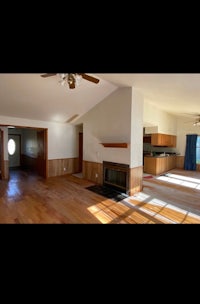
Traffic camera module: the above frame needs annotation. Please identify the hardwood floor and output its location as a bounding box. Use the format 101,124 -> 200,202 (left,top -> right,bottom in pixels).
0,168 -> 200,224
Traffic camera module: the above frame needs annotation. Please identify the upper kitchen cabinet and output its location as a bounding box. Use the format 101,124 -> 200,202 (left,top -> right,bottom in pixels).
151,133 -> 176,147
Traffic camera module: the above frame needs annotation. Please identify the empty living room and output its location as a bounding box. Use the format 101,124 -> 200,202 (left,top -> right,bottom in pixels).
1,73 -> 200,223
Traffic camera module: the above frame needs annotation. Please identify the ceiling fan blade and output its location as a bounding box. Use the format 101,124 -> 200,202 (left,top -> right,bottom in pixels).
41,73 -> 57,78
78,73 -> 99,84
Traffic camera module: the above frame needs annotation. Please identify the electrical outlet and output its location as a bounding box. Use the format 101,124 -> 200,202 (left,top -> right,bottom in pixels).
95,173 -> 98,178
64,167 -> 66,171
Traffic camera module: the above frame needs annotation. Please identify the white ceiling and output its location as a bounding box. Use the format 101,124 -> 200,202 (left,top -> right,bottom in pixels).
95,73 -> 200,118
0,73 -> 117,123
0,73 -> 200,124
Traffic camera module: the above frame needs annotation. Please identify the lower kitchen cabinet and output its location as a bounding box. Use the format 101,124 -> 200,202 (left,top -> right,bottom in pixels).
144,156 -> 176,175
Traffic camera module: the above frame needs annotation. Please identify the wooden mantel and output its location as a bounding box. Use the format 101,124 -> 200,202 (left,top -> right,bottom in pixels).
100,143 -> 128,148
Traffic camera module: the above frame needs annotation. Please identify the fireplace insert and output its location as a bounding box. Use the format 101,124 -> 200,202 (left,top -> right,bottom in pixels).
103,161 -> 130,194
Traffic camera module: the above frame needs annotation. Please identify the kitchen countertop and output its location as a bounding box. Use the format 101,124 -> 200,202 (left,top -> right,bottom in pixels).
144,154 -> 176,158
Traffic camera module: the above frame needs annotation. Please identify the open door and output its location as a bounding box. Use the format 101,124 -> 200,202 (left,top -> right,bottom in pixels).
37,129 -> 48,178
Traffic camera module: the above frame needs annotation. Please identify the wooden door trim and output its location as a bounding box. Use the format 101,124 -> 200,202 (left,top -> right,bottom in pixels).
44,129 -> 48,178
37,128 -> 48,179
0,130 -> 4,179
78,132 -> 83,173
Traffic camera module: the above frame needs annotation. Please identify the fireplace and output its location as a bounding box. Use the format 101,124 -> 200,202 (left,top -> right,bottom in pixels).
103,161 -> 130,194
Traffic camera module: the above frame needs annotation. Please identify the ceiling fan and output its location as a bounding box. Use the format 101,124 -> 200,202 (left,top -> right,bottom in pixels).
183,113 -> 200,126
40,73 -> 100,89
193,115 -> 200,126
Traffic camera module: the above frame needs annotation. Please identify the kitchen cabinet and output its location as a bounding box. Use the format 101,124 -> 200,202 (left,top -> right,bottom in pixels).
144,156 -> 176,175
151,133 -> 176,147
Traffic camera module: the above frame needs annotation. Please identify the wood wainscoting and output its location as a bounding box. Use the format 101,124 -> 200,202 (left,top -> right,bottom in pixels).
176,156 -> 200,172
176,156 -> 184,169
48,158 -> 79,177
197,164 -> 200,171
129,166 -> 143,196
2,160 -> 9,179
83,160 -> 103,184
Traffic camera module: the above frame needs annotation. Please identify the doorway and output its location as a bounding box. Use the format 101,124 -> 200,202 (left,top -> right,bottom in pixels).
8,134 -> 21,168
37,129 -> 48,178
78,132 -> 83,173
6,126 -> 48,179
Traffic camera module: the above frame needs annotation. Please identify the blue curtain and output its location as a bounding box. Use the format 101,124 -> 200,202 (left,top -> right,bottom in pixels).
184,134 -> 197,170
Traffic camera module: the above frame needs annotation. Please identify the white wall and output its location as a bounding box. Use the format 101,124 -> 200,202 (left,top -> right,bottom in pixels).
48,123 -> 77,159
145,126 -> 158,134
0,115 -> 77,160
130,89 -> 144,168
144,101 -> 177,135
76,88 -> 132,164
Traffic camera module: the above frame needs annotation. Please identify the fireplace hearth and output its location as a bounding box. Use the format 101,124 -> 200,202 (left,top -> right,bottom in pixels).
86,185 -> 128,202
103,161 -> 130,194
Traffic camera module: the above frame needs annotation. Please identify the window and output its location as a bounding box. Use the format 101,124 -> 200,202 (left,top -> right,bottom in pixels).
196,136 -> 200,164
8,138 -> 16,155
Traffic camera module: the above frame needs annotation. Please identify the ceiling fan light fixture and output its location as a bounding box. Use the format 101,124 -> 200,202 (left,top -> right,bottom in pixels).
41,73 -> 99,89
67,74 -> 75,85
193,121 -> 200,126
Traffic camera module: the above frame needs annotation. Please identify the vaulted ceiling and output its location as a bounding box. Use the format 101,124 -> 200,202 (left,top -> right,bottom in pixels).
96,73 -> 200,118
0,73 -> 200,124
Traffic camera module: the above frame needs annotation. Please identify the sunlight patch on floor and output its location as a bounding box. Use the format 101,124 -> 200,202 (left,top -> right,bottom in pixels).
87,200 -> 129,224
126,198 -> 175,223
132,192 -> 150,201
166,173 -> 200,184
127,193 -> 200,223
87,181 -> 200,223
157,173 -> 200,190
